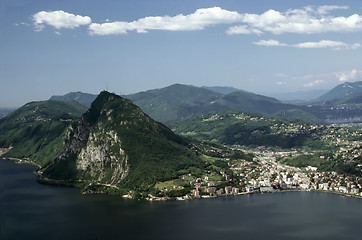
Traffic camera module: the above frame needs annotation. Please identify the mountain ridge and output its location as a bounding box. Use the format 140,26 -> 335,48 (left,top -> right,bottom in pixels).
48,84 -> 327,124
126,84 -> 300,122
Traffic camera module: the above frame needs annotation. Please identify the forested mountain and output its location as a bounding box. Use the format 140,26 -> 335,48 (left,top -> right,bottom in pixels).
0,100 -> 87,165
39,91 -> 205,195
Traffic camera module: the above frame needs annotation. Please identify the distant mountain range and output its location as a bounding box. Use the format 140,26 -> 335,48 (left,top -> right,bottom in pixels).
47,81 -> 362,124
50,84 -> 303,123
125,84 -> 301,122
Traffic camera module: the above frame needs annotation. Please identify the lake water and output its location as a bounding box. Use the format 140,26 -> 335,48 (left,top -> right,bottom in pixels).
1,159 -> 362,240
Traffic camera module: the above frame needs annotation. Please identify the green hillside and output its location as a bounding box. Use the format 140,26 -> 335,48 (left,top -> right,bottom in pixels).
273,109 -> 325,125
168,110 -> 362,176
0,100 -> 87,165
40,91 -> 206,195
167,110 -> 328,149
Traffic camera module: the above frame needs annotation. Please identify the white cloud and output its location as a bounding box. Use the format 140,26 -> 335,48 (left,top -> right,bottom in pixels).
33,10 -> 91,31
226,25 -> 263,35
89,7 -> 243,35
228,5 -> 362,35
335,69 -> 359,82
304,80 -> 326,87
295,40 -> 360,50
253,39 -> 287,47
253,39 -> 360,50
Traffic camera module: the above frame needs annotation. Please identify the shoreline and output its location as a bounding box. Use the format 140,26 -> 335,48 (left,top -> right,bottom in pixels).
311,189 -> 362,199
0,157 -> 41,168
2,158 -> 362,201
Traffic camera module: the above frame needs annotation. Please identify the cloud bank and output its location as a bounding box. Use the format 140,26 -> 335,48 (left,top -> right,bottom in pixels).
31,5 -> 362,40
253,39 -> 360,50
226,5 -> 362,35
89,7 -> 242,35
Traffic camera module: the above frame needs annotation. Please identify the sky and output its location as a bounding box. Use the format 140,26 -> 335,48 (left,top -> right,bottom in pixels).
1,0 -> 362,107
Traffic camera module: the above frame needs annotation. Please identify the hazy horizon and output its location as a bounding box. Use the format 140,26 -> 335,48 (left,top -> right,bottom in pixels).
2,0 -> 362,107
0,82 -> 332,108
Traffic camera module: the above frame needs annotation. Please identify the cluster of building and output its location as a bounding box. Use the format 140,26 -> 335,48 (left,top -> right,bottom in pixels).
176,148 -> 362,200
305,167 -> 362,197
178,153 -> 311,200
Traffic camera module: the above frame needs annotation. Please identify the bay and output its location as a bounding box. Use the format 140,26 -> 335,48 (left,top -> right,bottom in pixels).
1,159 -> 362,240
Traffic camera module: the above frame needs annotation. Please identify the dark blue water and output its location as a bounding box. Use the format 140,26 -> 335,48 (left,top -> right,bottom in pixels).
1,159 -> 362,240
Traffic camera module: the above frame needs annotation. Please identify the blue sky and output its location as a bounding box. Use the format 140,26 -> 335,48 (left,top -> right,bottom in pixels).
1,0 -> 362,107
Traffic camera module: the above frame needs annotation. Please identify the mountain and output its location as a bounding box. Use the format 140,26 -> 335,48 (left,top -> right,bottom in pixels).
38,91 -> 204,195
0,100 -> 87,165
126,84 -> 298,122
125,84 -> 223,122
50,91 -> 97,107
201,86 -> 246,95
50,84 -> 321,124
316,81 -> 362,102
217,91 -> 296,115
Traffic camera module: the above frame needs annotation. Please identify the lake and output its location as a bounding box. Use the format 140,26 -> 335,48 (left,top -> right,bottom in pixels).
1,159 -> 362,240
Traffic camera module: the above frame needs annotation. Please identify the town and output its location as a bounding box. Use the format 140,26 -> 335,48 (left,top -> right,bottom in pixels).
146,121 -> 362,201
146,149 -> 362,201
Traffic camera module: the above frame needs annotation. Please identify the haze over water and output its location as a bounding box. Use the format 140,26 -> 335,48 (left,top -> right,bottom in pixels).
1,159 -> 362,240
